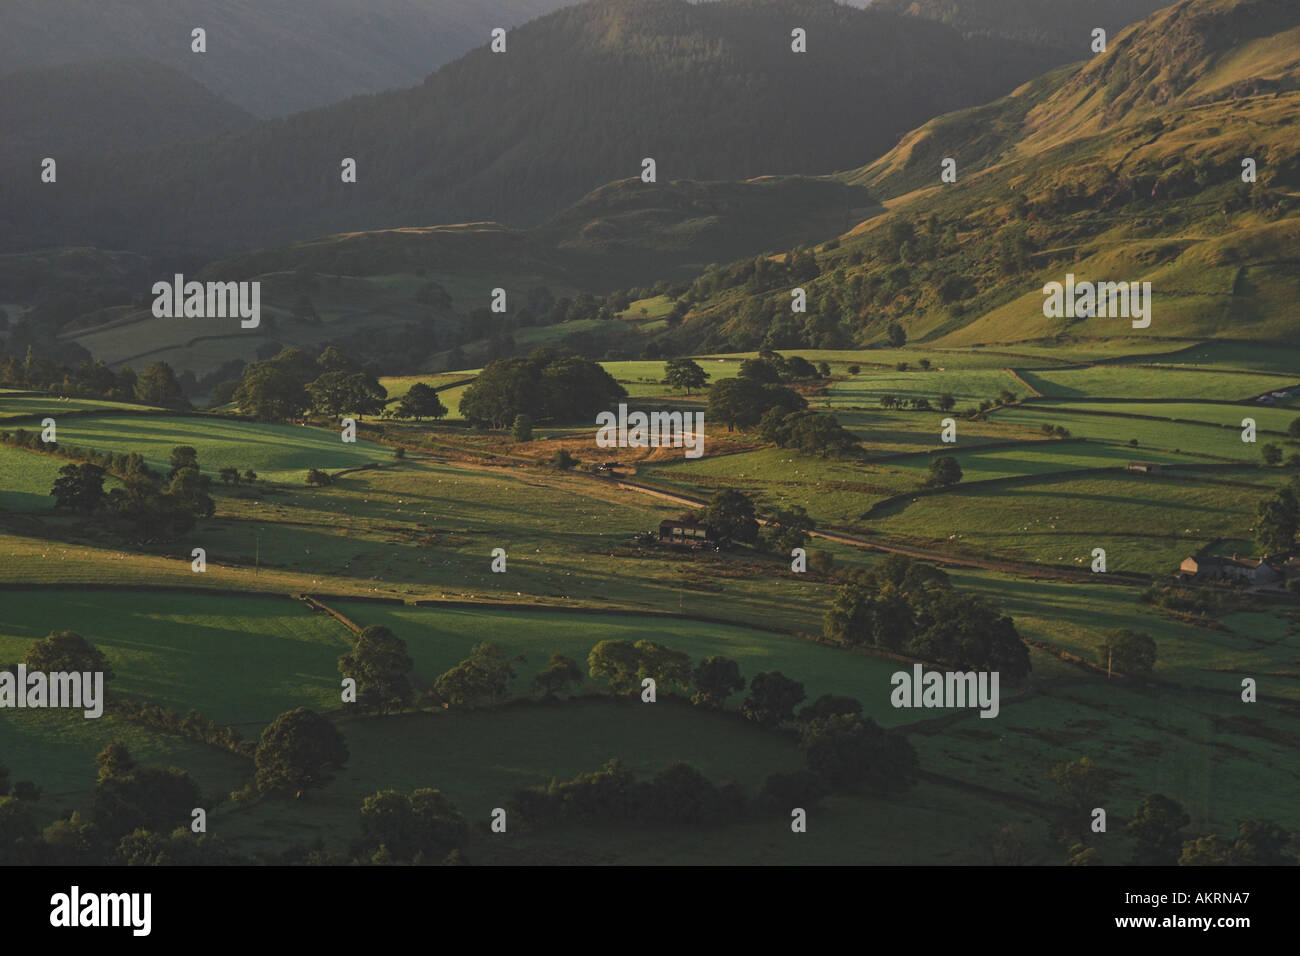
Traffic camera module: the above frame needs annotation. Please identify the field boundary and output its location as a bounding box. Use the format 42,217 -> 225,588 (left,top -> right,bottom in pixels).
869,435 -> 1086,464
1004,368 -> 1043,397
1013,399 -> 1294,433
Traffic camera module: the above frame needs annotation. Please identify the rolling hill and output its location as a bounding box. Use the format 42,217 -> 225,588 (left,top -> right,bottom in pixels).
664,0 -> 1300,353
18,175 -> 873,379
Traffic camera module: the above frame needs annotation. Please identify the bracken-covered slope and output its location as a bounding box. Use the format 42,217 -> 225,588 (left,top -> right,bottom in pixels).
670,0 -> 1300,353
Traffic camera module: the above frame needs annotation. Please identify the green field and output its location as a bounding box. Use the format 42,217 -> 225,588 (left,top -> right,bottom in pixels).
647,445 -> 911,526
378,372 -> 479,404
829,367 -> 1024,407
5,0 -> 1300,867
1111,341 -> 1300,375
989,406 -> 1271,461
0,395 -> 162,420
1022,400 -> 1300,433
337,601 -> 914,724
619,295 -> 675,320
868,471 -> 1278,577
0,591 -> 348,723
1014,366 -> 1298,401
883,439 -> 1209,484
0,414 -> 388,482
599,359 -> 739,399
213,700 -> 1041,864
3,343 -> 1298,866
0,445 -> 92,511
0,708 -> 250,811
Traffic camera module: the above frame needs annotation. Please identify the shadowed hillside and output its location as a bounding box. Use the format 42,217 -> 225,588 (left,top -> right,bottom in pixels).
0,0 -> 1062,258
0,0 -> 581,117
0,59 -> 255,168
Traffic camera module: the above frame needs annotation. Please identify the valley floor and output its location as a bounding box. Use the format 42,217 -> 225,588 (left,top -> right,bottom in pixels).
2,342 -> 1297,864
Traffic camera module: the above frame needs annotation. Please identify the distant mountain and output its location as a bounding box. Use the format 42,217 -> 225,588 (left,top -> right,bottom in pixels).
872,0 -> 1173,58
666,0 -> 1300,352
0,59 -> 255,169
0,173 -> 873,378
0,0 -> 1063,259
0,0 -> 581,118
202,174 -> 875,287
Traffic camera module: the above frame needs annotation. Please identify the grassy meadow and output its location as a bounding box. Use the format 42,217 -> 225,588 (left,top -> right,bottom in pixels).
1,341 -> 1297,865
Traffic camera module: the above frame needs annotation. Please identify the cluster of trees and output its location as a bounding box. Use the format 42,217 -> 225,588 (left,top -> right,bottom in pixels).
1098,629 -> 1157,677
797,708 -> 918,795
705,351 -> 856,456
1,738 -> 237,866
708,373 -> 805,431
1139,583 -> 1226,615
759,408 -> 860,458
217,466 -> 259,485
879,392 -> 957,412
509,759 -> 745,829
0,347 -> 190,410
1258,441 -> 1300,468
667,489 -> 815,554
736,351 -> 830,384
584,635 -> 916,796
4,426 -> 224,509
824,555 -> 1031,680
508,695 -> 918,834
1045,757 -> 1294,866
761,504 -> 818,554
339,626 -> 417,712
677,213 -> 983,354
356,788 -> 468,865
49,445 -> 215,541
249,707 -> 349,798
2,676 -> 355,864
433,642 -> 518,708
1254,477 -> 1299,555
459,348 -> 625,429
970,389 -> 1021,417
91,742 -> 201,843
0,766 -> 41,806
230,346 -> 386,421
927,455 -> 963,487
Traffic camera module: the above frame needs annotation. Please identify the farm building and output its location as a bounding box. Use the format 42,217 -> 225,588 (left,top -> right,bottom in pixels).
1126,462 -> 1163,475
658,519 -> 715,546
1179,554 -> 1282,586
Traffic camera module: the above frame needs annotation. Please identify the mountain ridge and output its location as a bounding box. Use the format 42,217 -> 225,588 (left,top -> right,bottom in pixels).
0,0 -> 1065,258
